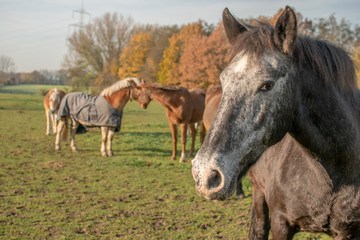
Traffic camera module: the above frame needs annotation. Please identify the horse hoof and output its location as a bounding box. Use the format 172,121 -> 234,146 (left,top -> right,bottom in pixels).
72,148 -> 77,152
236,194 -> 245,200
171,156 -> 176,161
107,152 -> 114,157
55,146 -> 60,150
101,152 -> 108,157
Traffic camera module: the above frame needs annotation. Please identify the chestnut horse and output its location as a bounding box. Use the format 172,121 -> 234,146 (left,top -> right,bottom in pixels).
192,6 -> 360,239
43,88 -> 66,135
55,78 -> 141,157
203,85 -> 245,200
131,82 -> 206,162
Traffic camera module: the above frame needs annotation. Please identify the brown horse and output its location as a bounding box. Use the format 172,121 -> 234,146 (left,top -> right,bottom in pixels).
130,82 -> 206,162
203,85 -> 222,131
43,88 -> 66,136
55,78 -> 142,157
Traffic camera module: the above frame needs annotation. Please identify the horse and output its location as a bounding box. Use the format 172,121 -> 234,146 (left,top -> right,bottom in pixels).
55,77 -> 142,157
43,88 -> 66,135
203,85 -> 245,200
130,81 -> 206,162
192,6 -> 360,239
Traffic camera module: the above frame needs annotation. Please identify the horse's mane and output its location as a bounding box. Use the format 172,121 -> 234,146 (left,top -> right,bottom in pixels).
143,83 -> 188,92
231,22 -> 357,92
100,77 -> 141,96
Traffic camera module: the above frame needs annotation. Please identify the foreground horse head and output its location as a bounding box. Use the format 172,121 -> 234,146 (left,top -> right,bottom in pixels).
192,6 -> 359,200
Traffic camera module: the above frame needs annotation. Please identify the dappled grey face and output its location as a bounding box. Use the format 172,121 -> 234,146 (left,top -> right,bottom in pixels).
192,50 -> 295,200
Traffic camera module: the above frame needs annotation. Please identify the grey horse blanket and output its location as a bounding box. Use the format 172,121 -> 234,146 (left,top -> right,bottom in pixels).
57,92 -> 123,132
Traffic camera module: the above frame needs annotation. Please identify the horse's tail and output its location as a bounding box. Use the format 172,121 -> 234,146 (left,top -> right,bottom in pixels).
61,117 -> 69,141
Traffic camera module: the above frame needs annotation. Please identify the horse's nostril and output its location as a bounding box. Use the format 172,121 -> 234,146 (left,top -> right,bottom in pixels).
207,170 -> 222,189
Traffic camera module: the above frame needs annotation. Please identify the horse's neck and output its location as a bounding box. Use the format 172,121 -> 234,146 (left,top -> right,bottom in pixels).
294,85 -> 360,185
103,89 -> 129,112
150,89 -> 177,110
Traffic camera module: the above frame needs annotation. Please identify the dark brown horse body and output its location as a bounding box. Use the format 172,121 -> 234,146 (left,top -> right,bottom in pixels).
248,133 -> 332,239
131,82 -> 206,162
192,6 -> 360,239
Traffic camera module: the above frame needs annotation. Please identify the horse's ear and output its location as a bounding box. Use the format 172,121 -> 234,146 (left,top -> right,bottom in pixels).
222,8 -> 247,44
129,80 -> 140,89
274,6 -> 297,54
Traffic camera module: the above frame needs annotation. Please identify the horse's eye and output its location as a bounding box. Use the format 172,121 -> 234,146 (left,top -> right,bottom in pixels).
259,81 -> 274,92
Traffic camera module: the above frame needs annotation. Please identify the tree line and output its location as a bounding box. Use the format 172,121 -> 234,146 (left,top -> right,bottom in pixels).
1,7 -> 359,90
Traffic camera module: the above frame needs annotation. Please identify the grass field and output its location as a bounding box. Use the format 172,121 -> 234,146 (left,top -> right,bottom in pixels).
0,92 -> 331,239
0,84 -> 71,95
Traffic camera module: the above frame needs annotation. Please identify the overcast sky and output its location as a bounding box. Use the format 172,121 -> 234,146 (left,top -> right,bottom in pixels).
0,0 -> 359,73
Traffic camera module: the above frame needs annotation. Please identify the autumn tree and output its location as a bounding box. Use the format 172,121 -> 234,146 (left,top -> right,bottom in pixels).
0,55 -> 17,85
353,48 -> 360,88
118,32 -> 153,79
63,13 -> 135,92
140,25 -> 179,82
178,23 -> 230,88
157,21 -> 205,85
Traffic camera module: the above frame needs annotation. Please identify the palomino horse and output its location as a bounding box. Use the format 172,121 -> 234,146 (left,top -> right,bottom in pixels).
55,78 -> 142,157
130,82 -> 206,162
192,6 -> 360,239
203,85 -> 244,200
43,88 -> 66,135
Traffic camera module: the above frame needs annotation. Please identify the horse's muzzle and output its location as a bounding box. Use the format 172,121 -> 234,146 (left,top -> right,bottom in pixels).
192,158 -> 235,200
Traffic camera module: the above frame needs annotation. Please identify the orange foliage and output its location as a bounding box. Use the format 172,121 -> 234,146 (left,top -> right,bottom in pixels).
353,48 -> 360,88
118,32 -> 153,79
178,23 -> 231,88
157,22 -> 205,85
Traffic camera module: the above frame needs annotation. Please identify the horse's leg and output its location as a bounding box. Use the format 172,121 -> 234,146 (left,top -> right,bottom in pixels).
169,123 -> 178,160
45,109 -> 51,135
199,121 -> 206,145
270,211 -> 296,240
70,119 -> 79,152
248,184 -> 270,240
106,127 -> 115,157
179,123 -> 188,162
101,127 -> 108,157
51,113 -> 57,134
236,175 -> 245,200
189,123 -> 196,157
55,117 -> 65,150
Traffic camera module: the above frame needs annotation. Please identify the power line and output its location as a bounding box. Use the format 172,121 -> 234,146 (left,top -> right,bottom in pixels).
69,0 -> 91,32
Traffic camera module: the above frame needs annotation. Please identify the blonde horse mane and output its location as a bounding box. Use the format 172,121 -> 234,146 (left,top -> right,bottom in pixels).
100,77 -> 141,96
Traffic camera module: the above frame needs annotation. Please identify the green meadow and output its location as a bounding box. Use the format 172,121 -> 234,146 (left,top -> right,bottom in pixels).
0,91 -> 331,239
